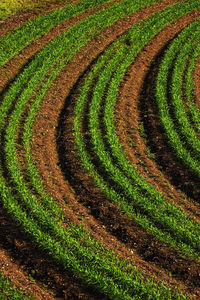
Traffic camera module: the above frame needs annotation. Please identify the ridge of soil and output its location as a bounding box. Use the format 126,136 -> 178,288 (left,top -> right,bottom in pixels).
0,0 -> 200,299
0,205 -> 106,299
29,0 -> 200,297
115,9 -> 200,221
0,0 -> 87,37
194,57 -> 200,108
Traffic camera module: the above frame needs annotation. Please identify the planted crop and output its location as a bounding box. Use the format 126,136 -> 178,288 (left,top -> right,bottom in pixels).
0,0 -> 200,298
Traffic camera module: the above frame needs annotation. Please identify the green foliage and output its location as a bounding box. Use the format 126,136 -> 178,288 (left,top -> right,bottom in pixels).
0,0 -> 199,298
74,0 -> 200,262
156,17 -> 200,179
0,273 -> 33,300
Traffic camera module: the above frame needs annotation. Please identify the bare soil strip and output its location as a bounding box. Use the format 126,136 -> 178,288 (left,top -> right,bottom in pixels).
0,0 -> 86,37
0,2 -> 122,298
115,10 -> 200,221
0,1 -> 119,93
27,1 -> 200,298
1,0 -> 200,298
0,205 -> 106,299
194,56 -> 200,108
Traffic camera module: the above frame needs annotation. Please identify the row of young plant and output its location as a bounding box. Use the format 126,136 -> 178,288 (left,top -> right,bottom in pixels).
185,41 -> 200,135
0,0 -> 162,69
74,0 -> 200,261
1,0 -> 160,227
156,17 -> 200,181
0,0 -> 167,244
0,0 -> 114,68
0,273 -> 33,300
0,0 -> 185,298
171,22 -> 200,157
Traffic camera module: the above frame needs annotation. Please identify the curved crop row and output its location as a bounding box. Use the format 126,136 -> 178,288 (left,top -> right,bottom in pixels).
156,18 -> 200,180
1,0 -> 186,299
0,273 -> 33,300
185,41 -> 200,134
74,0 -> 200,259
0,0 -> 200,298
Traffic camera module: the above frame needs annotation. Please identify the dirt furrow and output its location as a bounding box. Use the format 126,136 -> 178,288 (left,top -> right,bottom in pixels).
29,1 -> 200,297
1,0 -> 200,298
194,56 -> 200,109
0,205 -> 106,299
0,0 -> 119,93
115,9 -> 200,221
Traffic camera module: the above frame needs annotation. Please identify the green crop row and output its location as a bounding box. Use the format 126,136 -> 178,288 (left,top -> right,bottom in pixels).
0,0 -> 187,298
185,42 -> 200,135
74,0 -> 200,261
156,17 -> 200,181
0,273 -> 33,300
0,0 -> 115,68
170,22 -> 200,157
1,0 -> 149,223
1,0 -> 166,243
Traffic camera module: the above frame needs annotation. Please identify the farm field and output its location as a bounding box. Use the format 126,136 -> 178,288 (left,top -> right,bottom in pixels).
0,0 -> 200,299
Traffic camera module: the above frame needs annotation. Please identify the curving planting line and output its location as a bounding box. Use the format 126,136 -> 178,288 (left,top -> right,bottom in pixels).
0,272 -> 33,300
156,18 -> 200,181
0,0 -> 188,298
163,18 -> 200,159
74,0 -> 200,260
1,0 -> 167,248
185,41 -> 200,134
0,0 -> 116,68
1,0 -> 143,232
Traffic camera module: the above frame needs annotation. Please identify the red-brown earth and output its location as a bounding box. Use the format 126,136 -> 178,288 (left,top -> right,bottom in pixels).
1,0 -> 200,299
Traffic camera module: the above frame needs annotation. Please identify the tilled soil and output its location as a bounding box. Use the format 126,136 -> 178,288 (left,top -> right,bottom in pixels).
194,57 -> 200,108
1,0 -> 200,299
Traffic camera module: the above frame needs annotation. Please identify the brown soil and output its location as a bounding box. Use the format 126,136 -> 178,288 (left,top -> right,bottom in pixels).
194,56 -> 200,108
1,0 -> 200,299
0,0 -> 119,93
30,0 -> 200,297
0,0 -> 85,37
0,205 -> 106,299
115,9 -> 200,221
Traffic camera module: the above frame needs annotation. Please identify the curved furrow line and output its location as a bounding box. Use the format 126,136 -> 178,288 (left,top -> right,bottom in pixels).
74,0 -> 200,260
1,0 -> 200,299
184,42 -> 200,135
0,1 -> 189,299
115,11 -> 200,224
156,18 -> 200,169
29,4 -> 200,295
27,3 -> 198,296
193,56 -> 200,109
58,53 -> 200,297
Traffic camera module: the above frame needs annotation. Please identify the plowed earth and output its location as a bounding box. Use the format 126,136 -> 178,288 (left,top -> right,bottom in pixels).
1,0 -> 200,299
